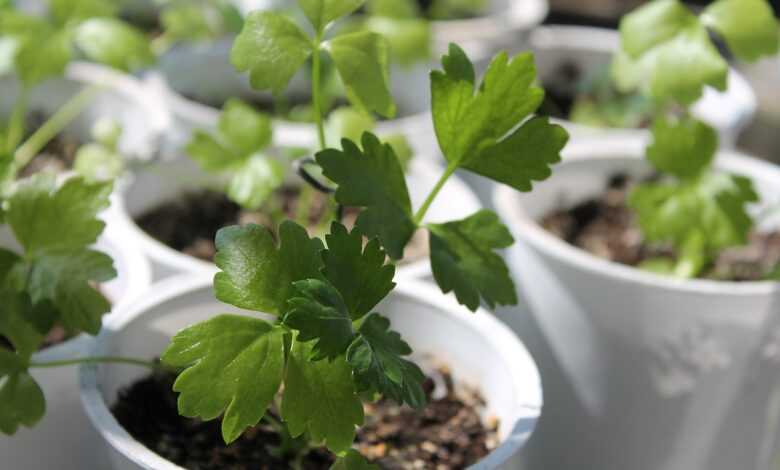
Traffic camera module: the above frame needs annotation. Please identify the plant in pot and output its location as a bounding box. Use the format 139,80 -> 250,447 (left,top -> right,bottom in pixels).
495,1 -> 780,469
74,2 -> 566,469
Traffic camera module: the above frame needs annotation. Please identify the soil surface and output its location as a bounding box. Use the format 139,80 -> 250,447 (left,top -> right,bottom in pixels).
135,188 -> 428,265
112,367 -> 498,469
541,175 -> 780,281
538,62 -> 581,120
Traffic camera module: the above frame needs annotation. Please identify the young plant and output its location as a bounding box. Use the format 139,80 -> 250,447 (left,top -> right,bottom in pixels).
611,0 -> 779,278
152,0 -> 244,53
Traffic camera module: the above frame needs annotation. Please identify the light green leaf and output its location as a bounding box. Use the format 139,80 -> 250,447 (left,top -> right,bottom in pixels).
74,18 -> 154,72
316,132 -> 415,259
322,222 -> 395,319
428,210 -> 517,310
701,0 -> 780,62
298,0 -> 366,32
231,11 -> 313,94
284,279 -> 355,360
431,45 -> 566,190
214,222 -> 325,314
367,0 -> 419,19
0,350 -> 45,436
161,315 -> 286,444
325,107 -> 376,148
14,29 -> 72,86
347,313 -> 425,408
6,175 -> 112,256
619,0 -> 698,57
226,156 -> 285,210
331,449 -> 378,470
282,341 -> 364,453
327,31 -> 395,118
74,143 -> 124,183
160,2 -> 243,42
50,0 -> 118,26
219,99 -> 273,159
646,116 -> 718,179
363,16 -> 430,66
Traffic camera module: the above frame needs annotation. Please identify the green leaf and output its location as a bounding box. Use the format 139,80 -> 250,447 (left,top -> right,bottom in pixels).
0,291 -> 54,357
50,0 -> 118,25
325,107 -> 375,148
161,315 -> 286,444
431,45 -> 566,190
0,350 -> 45,436
231,11 -> 313,94
327,31 -> 395,118
74,143 -> 124,183
282,340 -> 364,453
26,249 -> 115,335
646,116 -> 718,179
316,133 -> 415,259
219,99 -> 273,160
298,0 -> 366,32
366,0 -> 419,18
6,175 -> 112,256
74,18 -> 154,72
214,222 -> 325,314
347,313 -> 426,408
615,0 -> 728,104
363,16 -> 430,66
160,2 -> 242,42
322,222 -> 395,319
428,210 -> 517,310
284,279 -> 354,360
14,29 -> 72,86
226,156 -> 285,210
331,450 -> 378,470
629,171 -> 759,253
701,0 -> 780,62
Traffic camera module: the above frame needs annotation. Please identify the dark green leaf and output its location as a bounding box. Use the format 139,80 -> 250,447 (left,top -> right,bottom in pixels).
282,341 -> 364,453
0,350 -> 45,435
322,222 -> 395,319
298,0 -> 366,32
284,279 -> 354,360
74,18 -> 154,72
347,313 -> 425,408
701,0 -> 780,62
441,42 -> 474,84
428,210 -> 517,310
331,450 -> 378,470
161,315 -> 286,444
316,133 -> 415,259
0,290 -> 55,357
646,116 -> 718,179
214,222 -> 325,314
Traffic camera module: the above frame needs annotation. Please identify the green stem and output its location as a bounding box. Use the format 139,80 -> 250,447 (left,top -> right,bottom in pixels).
311,34 -> 327,151
413,163 -> 457,225
296,183 -> 315,228
5,87 -> 30,154
14,83 -> 103,171
29,356 -> 161,370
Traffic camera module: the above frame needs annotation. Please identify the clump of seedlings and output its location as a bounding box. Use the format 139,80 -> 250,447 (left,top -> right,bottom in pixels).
2,0 -> 570,467
541,0 -> 780,280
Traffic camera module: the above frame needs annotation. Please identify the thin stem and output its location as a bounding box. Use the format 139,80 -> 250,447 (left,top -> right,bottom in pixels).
5,87 -> 30,154
413,163 -> 457,225
29,356 -> 161,370
311,34 -> 327,151
14,83 -> 103,171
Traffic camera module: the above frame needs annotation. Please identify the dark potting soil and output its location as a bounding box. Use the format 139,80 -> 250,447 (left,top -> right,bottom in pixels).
111,367 -> 498,470
540,175 -> 780,281
538,62 -> 581,120
135,189 -> 429,265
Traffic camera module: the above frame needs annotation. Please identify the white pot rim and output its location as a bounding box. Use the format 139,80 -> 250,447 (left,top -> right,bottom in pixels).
80,274 -> 542,470
66,62 -> 171,147
495,139 -> 780,297
432,0 -> 549,39
109,156 -> 479,280
527,24 -> 757,138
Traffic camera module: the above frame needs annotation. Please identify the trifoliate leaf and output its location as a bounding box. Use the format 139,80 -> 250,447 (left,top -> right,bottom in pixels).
428,210 -> 517,310
6,175 -> 112,256
331,450 -> 378,470
214,222 -> 325,314
284,279 -> 354,360
231,11 -> 313,94
326,31 -> 395,118
322,222 -> 395,320
298,0 -> 366,32
74,18 -> 154,72
646,116 -> 718,179
282,341 -> 364,453
26,249 -> 115,335
0,350 -> 45,435
701,0 -> 780,62
431,45 -> 567,191
226,156 -> 285,210
316,133 -> 415,259
49,0 -> 118,26
347,313 -> 425,408
74,143 -> 124,183
615,0 -> 728,104
161,315 -> 286,444
629,171 -> 759,253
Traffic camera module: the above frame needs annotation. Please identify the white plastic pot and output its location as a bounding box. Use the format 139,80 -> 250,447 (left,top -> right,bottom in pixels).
494,140 -> 780,470
527,25 -> 757,147
0,224 -> 152,470
147,40 -> 436,157
108,155 -> 481,281
0,62 -> 170,163
79,274 -> 542,470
